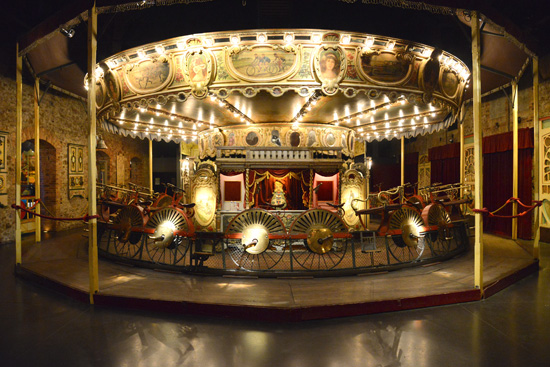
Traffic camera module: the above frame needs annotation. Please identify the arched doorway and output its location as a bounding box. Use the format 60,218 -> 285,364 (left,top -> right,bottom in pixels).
21,139 -> 57,233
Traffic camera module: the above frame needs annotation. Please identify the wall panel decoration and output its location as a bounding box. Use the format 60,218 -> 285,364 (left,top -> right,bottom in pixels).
68,143 -> 85,199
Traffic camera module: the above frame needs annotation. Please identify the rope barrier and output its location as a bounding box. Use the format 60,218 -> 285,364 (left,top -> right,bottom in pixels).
471,197 -> 542,219
11,203 -> 99,222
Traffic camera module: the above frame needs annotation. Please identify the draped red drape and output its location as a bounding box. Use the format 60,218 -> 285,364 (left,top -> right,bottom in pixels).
371,163 -> 400,191
429,142 -> 460,185
247,169 -> 310,210
482,128 -> 533,239
404,152 -> 419,195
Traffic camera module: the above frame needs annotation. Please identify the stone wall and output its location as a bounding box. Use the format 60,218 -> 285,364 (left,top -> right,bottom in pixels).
0,75 -> 149,244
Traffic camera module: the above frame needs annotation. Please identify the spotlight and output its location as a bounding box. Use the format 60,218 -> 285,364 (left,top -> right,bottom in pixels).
60,27 -> 75,38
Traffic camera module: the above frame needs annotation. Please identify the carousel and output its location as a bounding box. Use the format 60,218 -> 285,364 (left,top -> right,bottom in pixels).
92,28 -> 472,275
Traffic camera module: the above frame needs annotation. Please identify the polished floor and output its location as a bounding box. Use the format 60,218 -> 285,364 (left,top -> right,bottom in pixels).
1,236 -> 549,367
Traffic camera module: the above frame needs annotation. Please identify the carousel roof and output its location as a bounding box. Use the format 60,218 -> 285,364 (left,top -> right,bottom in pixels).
11,0 -> 545,143
93,28 -> 467,143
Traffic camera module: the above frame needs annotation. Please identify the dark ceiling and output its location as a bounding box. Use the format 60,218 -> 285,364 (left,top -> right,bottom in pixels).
2,0 -> 549,85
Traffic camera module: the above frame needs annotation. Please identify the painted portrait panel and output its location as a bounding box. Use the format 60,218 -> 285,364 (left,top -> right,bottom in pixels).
0,132 -> 6,171
188,53 -> 208,84
104,69 -> 120,102
441,70 -> 459,98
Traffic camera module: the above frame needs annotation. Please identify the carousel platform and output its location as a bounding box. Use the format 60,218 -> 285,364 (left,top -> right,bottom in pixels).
15,227 -> 538,322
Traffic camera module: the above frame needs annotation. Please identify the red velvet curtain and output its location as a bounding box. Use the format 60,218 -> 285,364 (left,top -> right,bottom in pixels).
429,142 -> 460,185
404,152 -> 419,195
371,163 -> 400,191
247,169 -> 310,210
482,128 -> 533,239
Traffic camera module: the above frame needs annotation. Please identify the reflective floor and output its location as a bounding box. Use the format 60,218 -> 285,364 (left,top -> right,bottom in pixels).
1,239 -> 549,367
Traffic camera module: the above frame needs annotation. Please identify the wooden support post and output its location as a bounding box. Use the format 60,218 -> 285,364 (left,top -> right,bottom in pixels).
15,43 -> 22,265
460,118 -> 465,208
149,139 -> 153,194
34,78 -> 41,242
512,81 -> 519,240
87,3 -> 99,304
471,11 -> 484,291
533,57 -> 541,259
401,136 -> 405,185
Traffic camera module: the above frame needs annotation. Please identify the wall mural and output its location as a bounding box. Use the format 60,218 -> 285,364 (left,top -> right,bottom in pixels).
228,45 -> 298,82
124,56 -> 173,94
68,143 -> 85,199
358,50 -> 414,85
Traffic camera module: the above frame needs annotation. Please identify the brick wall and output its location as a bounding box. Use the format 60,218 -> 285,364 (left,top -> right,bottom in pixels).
0,74 -> 149,244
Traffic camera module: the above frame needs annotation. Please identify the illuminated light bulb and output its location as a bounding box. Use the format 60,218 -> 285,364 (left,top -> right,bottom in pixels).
370,116 -> 374,123
341,35 -> 351,44
135,115 -> 140,121
411,119 -> 416,125
218,101 -> 224,107
149,118 -> 154,124
432,113 -> 436,117
312,33 -> 322,43
398,120 -> 403,126
370,100 -> 375,108
365,37 -> 374,47
387,40 -> 395,50
155,45 -> 165,54
399,110 -> 403,117
384,113 -> 388,120
137,49 -> 146,59
140,107 -> 145,113
356,120 -> 360,126
119,120 -> 124,125
164,127 -> 168,131
285,33 -> 294,43
178,122 -> 183,128
371,125 -> 376,130
358,127 -> 363,132
258,33 -> 266,43
164,120 -> 168,126
231,35 -> 239,44
176,41 -> 184,50
385,122 -> 390,128
400,99 -> 406,105
423,117 -> 428,124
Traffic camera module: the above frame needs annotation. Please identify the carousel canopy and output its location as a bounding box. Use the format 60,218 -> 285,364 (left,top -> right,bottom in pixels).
12,0 -> 547,143
94,28 -> 467,144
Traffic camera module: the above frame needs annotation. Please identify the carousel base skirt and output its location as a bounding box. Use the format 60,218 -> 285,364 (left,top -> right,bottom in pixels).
15,227 -> 538,322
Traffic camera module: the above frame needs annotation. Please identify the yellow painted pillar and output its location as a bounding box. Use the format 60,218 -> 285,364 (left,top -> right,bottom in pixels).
87,3 -> 99,303
471,11 -> 484,291
34,78 -> 41,242
460,119 -> 465,209
512,81 -> 519,240
149,139 -> 153,194
15,43 -> 22,265
532,56 -> 540,259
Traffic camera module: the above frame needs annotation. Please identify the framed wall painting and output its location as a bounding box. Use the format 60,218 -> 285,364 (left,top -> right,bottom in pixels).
0,131 -> 7,171
68,143 -> 85,199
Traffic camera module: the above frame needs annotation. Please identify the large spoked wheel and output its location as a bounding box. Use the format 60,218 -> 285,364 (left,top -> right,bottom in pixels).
422,203 -> 452,256
386,206 -> 425,263
289,209 -> 348,270
225,209 -> 286,270
111,205 -> 145,259
144,207 -> 192,266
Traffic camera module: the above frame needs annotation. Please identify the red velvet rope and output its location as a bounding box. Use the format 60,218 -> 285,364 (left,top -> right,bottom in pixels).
471,198 -> 542,219
11,204 -> 100,222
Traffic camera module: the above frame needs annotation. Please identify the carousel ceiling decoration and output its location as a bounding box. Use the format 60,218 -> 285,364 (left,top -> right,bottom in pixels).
90,29 -> 469,143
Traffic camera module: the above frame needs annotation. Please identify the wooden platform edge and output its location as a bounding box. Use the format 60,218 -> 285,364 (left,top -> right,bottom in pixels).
483,260 -> 539,299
